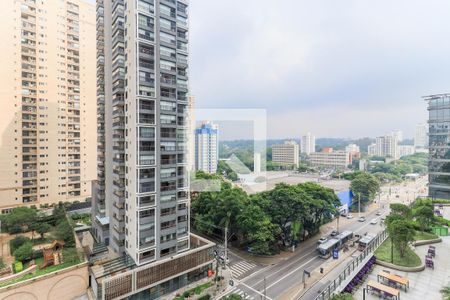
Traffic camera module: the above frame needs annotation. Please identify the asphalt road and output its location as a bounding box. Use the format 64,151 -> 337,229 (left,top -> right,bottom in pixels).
221,177 -> 428,300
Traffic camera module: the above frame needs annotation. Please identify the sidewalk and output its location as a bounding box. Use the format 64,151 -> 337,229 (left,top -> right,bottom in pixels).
353,236 -> 450,300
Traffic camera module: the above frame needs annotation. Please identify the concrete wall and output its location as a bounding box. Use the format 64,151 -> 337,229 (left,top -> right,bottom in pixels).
0,263 -> 88,300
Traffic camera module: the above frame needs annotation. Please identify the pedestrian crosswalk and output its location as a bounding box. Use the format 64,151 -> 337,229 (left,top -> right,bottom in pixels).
230,261 -> 258,278
228,287 -> 254,299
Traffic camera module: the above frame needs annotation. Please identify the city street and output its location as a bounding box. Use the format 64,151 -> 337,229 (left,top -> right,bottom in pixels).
219,176 -> 428,300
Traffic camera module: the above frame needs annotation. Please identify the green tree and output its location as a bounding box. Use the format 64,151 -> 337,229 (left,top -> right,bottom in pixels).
389,203 -> 411,218
441,287 -> 450,300
10,236 -> 31,254
237,203 -> 280,254
3,207 -> 37,233
13,242 -> 33,262
388,219 -> 415,258
256,183 -> 310,246
414,206 -> 434,232
35,223 -> 51,239
350,172 -> 380,204
55,219 -> 75,247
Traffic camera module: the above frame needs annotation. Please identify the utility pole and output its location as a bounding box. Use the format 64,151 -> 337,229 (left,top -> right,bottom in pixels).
358,193 -> 361,215
224,226 -> 228,269
336,214 -> 340,233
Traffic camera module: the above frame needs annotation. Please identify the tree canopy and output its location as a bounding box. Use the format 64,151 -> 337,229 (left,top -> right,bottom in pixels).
350,172 -> 380,205
191,175 -> 340,255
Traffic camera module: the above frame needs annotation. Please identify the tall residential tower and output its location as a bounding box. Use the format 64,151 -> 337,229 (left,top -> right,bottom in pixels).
300,132 -> 316,155
91,0 -> 214,298
195,122 -> 219,174
0,0 -> 96,213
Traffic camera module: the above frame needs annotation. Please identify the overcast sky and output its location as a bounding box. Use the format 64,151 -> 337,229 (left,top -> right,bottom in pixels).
189,0 -> 450,139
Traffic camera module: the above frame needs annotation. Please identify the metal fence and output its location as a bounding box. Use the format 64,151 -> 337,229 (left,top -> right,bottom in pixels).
313,229 -> 388,300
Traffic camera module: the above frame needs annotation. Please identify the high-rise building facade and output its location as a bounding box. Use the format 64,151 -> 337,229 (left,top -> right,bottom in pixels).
415,123 -> 428,149
301,132 -> 316,155
91,1 -> 214,298
272,141 -> 299,168
367,143 -> 377,157
195,122 -> 218,174
392,130 -> 403,142
0,0 -> 96,213
425,94 -> 450,200
374,135 -> 398,159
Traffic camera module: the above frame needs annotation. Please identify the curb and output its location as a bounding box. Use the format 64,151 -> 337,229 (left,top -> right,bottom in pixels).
412,238 -> 442,247
375,259 -> 425,272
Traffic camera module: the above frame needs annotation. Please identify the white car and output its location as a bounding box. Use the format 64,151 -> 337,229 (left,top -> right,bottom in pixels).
376,211 -> 382,216
346,214 -> 354,219
318,237 -> 328,244
370,218 -> 378,225
358,216 -> 366,222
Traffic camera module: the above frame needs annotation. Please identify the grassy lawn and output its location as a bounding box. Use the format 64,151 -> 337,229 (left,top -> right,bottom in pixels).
0,249 -> 82,288
375,239 -> 421,267
414,231 -> 438,241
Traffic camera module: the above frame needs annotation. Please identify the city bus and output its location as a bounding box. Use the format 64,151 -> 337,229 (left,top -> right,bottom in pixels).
317,230 -> 354,258
358,234 -> 376,251
317,238 -> 340,258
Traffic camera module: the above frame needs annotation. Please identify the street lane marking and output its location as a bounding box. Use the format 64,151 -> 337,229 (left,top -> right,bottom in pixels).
265,256 -> 318,290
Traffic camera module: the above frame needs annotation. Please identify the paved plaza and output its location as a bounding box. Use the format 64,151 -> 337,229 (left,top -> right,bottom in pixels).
354,236 -> 450,300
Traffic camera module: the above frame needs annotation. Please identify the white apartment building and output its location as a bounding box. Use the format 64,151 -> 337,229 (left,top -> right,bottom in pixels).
308,151 -> 350,169
373,135 -> 399,159
392,130 -> 403,142
301,133 -> 316,155
91,1 -> 215,299
272,141 -> 299,167
368,143 -> 377,156
195,122 -> 218,174
415,123 -> 428,149
0,0 -> 96,213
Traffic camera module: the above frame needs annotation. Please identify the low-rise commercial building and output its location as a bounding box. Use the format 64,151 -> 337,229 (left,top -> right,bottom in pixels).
308,149 -> 350,170
272,141 -> 299,168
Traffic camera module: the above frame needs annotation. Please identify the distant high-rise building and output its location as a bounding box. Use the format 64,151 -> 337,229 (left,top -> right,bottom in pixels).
374,135 -> 398,159
392,130 -> 403,142
367,143 -> 377,157
195,122 -> 219,174
272,141 -> 299,168
91,1 -> 215,299
0,0 -> 96,213
414,123 -> 428,149
301,133 -> 316,155
425,94 -> 450,200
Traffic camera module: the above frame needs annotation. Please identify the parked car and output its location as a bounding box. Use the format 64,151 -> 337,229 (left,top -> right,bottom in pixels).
318,236 -> 328,244
347,214 -> 354,219
358,216 -> 366,222
370,218 -> 378,225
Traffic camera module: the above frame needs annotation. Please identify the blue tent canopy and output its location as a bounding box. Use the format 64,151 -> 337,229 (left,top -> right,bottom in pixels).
337,190 -> 353,209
